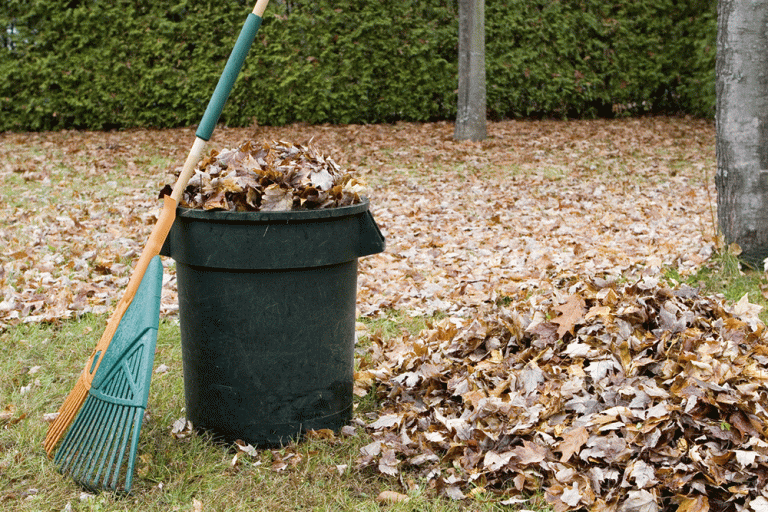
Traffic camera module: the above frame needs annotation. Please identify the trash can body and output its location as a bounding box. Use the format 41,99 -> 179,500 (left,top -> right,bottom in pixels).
161,201 -> 384,446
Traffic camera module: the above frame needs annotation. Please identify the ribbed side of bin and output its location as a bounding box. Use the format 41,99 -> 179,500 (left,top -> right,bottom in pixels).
160,201 -> 384,446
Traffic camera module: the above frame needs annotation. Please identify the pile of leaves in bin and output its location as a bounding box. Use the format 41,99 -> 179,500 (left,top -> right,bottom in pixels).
355,277 -> 768,511
162,139 -> 368,211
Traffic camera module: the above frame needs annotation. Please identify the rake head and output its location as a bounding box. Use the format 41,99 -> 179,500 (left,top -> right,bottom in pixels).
51,256 -> 162,493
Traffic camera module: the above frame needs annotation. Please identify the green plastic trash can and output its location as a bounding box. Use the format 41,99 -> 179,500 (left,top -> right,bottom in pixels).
160,200 -> 385,446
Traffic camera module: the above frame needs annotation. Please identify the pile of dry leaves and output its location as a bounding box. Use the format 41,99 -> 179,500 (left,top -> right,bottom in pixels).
164,139 -> 368,211
355,277 -> 768,511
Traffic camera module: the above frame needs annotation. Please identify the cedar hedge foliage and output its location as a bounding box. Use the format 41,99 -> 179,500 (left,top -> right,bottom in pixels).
1,0 -> 716,132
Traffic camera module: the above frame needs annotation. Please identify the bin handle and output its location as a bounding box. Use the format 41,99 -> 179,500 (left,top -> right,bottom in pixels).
357,210 -> 386,258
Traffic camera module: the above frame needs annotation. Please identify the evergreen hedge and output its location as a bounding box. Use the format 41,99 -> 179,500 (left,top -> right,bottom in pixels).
0,0 -> 716,132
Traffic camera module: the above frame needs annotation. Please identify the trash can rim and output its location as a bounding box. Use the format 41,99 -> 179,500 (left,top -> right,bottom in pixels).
175,198 -> 370,222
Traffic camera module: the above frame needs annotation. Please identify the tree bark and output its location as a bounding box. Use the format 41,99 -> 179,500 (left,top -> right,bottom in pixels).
454,0 -> 486,141
716,0 -> 768,266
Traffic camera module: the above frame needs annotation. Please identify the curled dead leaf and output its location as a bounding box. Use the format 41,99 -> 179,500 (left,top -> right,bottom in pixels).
376,490 -> 410,504
171,417 -> 193,439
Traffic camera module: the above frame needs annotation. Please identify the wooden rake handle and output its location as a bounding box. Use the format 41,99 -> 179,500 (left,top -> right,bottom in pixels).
172,0 -> 270,201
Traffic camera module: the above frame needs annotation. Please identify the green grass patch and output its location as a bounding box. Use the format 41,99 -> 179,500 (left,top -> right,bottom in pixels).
666,246 -> 768,323
358,308 -> 441,340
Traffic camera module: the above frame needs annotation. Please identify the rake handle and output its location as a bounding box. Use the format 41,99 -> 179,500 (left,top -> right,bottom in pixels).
88,0 -> 270,384
195,2 -> 266,142
173,0 -> 269,201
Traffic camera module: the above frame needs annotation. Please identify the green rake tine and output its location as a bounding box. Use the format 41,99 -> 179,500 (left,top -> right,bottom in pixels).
92,360 -> 136,490
103,403 -> 134,490
99,406 -> 128,489
83,404 -> 112,478
54,393 -> 87,465
91,373 -> 128,486
71,406 -> 108,486
79,390 -> 118,485
87,408 -> 120,487
123,409 -> 143,491
57,406 -> 89,469
106,410 -> 132,490
57,393 -> 102,469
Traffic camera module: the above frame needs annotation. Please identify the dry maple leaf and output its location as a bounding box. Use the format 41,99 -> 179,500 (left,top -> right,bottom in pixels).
552,294 -> 586,339
557,426 -> 589,463
378,448 -> 399,476
675,495 -> 709,512
376,491 -> 410,504
260,184 -> 293,212
512,440 -> 548,465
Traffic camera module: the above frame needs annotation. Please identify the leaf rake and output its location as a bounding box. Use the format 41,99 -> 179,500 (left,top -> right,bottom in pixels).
43,0 -> 270,493
53,256 -> 162,492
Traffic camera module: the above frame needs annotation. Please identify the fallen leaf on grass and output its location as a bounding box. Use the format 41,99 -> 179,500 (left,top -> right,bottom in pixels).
512,440 -> 547,465
234,440 -> 258,457
305,428 -> 336,441
750,497 -> 768,512
378,448 -> 399,476
676,495 -> 709,512
369,414 -> 400,430
42,412 -> 59,422
560,482 -> 583,508
619,490 -> 658,512
360,440 -> 381,458
484,450 -> 514,472
171,417 -> 193,439
557,426 -> 589,463
377,490 -> 410,504
441,484 -> 466,500
0,405 -> 14,424
0,405 -> 26,427
732,293 -> 763,330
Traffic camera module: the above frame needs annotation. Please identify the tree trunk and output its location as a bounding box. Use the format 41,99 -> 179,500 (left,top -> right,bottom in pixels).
454,0 -> 486,141
716,0 -> 768,266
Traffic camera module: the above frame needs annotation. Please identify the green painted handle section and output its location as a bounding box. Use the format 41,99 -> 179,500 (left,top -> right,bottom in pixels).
196,13 -> 263,141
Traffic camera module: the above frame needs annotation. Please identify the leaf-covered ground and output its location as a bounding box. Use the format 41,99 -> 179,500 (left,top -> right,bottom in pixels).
3,117 -> 767,510
0,117 -> 716,327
